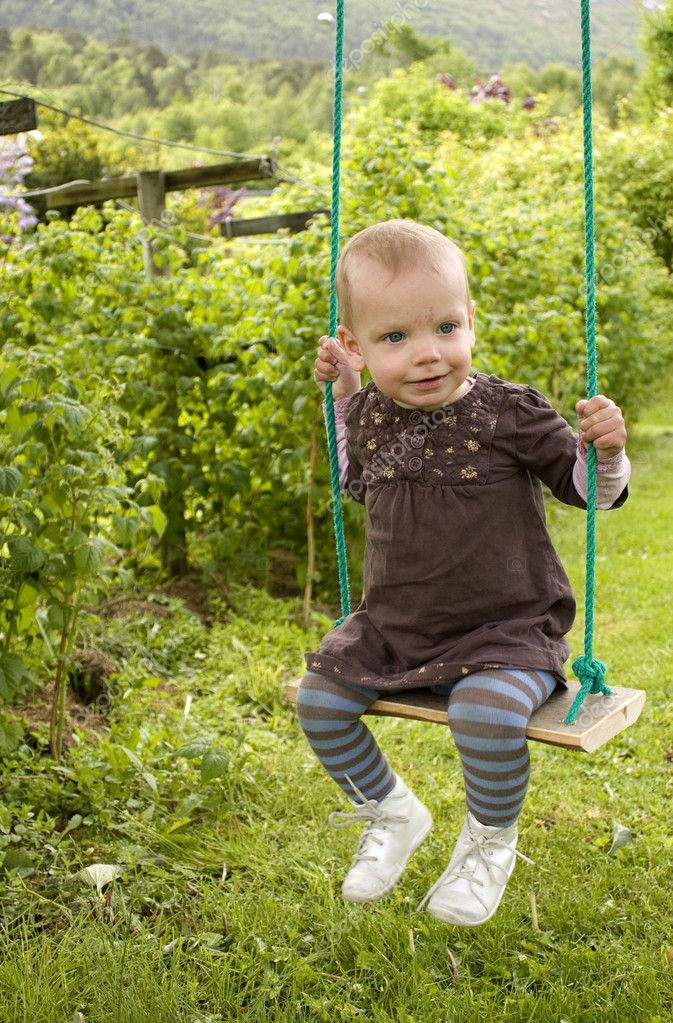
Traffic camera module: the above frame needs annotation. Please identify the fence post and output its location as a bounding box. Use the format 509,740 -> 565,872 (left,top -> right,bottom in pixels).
136,170 -> 166,281
136,170 -> 188,576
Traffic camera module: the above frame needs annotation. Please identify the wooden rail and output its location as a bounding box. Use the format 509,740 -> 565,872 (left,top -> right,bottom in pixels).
25,157 -> 275,211
221,208 -> 330,238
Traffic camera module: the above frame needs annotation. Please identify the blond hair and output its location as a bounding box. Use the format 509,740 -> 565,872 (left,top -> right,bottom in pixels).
336,220 -> 470,328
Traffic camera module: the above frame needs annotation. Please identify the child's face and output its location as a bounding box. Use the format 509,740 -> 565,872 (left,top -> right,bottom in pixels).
338,254 -> 476,411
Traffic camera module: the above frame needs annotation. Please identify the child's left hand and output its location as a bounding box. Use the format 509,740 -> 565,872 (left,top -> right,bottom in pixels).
575,395 -> 627,461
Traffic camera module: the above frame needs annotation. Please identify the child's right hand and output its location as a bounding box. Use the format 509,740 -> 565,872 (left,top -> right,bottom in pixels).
313,336 -> 361,401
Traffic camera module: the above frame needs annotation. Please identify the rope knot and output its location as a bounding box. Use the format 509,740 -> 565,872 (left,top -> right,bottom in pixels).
565,655 -> 611,724
573,654 -> 608,693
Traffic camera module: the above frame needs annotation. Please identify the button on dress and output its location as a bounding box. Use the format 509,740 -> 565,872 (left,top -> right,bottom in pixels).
305,373 -> 628,692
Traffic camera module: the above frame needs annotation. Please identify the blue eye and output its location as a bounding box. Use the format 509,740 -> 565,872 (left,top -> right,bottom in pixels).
439,323 -> 456,335
385,331 -> 405,343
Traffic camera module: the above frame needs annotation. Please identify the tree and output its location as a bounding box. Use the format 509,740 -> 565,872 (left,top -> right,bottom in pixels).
639,0 -> 673,117
9,31 -> 40,86
593,55 -> 640,125
368,21 -> 437,73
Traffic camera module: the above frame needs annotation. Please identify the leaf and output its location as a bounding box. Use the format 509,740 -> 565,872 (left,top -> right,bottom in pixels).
0,466 -> 22,496
230,635 -> 252,658
62,404 -> 88,434
7,536 -> 47,574
0,654 -> 32,700
142,770 -> 158,793
609,821 -> 633,855
177,736 -> 211,759
2,848 -> 35,873
60,814 -> 83,838
198,931 -> 225,949
145,504 -> 167,537
47,604 -> 66,630
60,464 -> 85,481
201,748 -> 229,782
0,713 -> 24,756
120,746 -> 144,770
173,792 -> 206,818
73,537 -> 106,576
78,863 -> 124,894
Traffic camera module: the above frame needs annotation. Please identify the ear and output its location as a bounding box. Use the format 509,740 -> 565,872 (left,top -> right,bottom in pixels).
337,324 -> 366,372
468,300 -> 477,346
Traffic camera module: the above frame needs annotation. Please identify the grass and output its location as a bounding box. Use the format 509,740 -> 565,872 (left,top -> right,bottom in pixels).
1,387 -> 673,1022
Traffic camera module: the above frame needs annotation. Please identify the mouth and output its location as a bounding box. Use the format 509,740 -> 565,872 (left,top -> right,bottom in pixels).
411,374 -> 446,389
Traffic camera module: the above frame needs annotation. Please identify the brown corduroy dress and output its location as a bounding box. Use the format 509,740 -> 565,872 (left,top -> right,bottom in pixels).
304,373 -> 628,693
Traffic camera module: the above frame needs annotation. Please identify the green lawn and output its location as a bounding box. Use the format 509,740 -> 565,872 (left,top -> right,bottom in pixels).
1,385 -> 672,1022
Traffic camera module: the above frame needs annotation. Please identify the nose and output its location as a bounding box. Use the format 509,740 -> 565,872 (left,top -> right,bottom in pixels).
411,334 -> 441,365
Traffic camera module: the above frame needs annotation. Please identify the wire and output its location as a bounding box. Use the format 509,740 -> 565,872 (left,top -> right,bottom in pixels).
273,161 -> 329,202
1,88 -> 328,211
14,179 -> 93,199
0,87 -> 265,162
113,196 -> 218,244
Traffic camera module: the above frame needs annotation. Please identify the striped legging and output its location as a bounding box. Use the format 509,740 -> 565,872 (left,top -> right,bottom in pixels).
296,668 -> 557,827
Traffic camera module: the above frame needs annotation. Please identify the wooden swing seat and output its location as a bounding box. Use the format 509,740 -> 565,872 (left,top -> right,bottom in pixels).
285,679 -> 645,753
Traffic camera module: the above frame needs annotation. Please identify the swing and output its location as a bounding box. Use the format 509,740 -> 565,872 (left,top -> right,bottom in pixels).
286,0 -> 646,752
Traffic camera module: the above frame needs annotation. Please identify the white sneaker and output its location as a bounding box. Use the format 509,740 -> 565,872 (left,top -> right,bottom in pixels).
417,810 -> 534,927
328,774 -> 433,903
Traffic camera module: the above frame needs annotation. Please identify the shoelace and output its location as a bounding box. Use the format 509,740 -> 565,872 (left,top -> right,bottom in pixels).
328,775 -> 410,864
417,826 -> 534,914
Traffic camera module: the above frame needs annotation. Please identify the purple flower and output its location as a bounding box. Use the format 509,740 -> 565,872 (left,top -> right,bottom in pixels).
0,133 -> 37,239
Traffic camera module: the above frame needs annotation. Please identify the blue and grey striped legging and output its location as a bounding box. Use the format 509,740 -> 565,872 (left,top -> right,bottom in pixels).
296,668 -> 557,827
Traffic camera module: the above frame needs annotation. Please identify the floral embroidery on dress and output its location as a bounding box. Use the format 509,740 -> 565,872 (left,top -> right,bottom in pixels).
347,378 -> 499,493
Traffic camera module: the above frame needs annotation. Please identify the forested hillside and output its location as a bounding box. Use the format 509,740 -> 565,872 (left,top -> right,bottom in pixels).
0,0 -> 645,68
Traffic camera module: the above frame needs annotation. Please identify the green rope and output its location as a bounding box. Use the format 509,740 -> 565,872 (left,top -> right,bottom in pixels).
323,0 -> 351,628
565,0 -> 612,725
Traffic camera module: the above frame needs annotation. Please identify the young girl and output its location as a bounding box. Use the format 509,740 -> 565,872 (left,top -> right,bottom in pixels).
297,220 -> 630,927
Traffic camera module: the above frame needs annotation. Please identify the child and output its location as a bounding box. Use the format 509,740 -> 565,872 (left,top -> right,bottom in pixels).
297,220 -> 630,927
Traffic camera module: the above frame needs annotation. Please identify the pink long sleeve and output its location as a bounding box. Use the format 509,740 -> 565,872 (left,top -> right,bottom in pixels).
572,440 -> 631,509
322,395 -> 352,490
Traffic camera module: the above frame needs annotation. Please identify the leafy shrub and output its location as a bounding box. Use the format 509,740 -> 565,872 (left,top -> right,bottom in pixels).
0,331 -> 164,755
